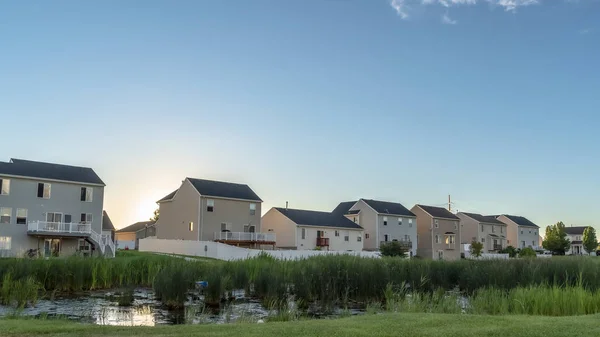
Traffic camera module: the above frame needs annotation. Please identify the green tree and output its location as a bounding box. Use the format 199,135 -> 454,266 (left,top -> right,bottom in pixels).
499,245 -> 518,258
150,208 -> 159,222
583,226 -> 598,255
518,247 -> 536,258
542,222 -> 571,255
379,242 -> 408,258
469,240 -> 484,257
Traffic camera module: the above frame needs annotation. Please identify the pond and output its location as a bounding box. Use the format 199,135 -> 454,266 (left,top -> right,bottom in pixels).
0,288 -> 365,326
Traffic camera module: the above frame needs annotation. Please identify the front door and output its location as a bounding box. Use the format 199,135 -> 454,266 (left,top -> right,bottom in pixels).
44,239 -> 61,257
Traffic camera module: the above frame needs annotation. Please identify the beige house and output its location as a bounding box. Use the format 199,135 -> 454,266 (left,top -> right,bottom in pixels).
496,214 -> 540,249
332,199 -> 417,256
116,220 -> 154,250
564,226 -> 588,255
261,207 -> 363,251
155,178 -> 272,247
411,205 -> 461,260
457,212 -> 507,252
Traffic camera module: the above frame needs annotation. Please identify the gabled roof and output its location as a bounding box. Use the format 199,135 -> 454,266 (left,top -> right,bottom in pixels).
460,212 -> 504,225
416,205 -> 459,220
275,208 -> 363,230
0,158 -> 105,185
102,211 -> 115,231
187,178 -> 262,202
157,189 -> 178,203
500,215 -> 539,228
564,226 -> 588,235
331,201 -> 358,215
117,220 -> 155,233
361,199 -> 415,217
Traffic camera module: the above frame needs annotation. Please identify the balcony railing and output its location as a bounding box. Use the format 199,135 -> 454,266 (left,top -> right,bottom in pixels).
316,237 -> 330,247
213,232 -> 276,242
27,221 -> 92,234
490,244 -> 503,251
380,240 -> 413,249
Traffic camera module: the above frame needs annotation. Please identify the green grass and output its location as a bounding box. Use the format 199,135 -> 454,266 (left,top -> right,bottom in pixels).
2,313 -> 600,336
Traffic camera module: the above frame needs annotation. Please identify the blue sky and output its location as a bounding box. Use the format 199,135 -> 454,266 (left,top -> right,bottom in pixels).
1,0 -> 599,232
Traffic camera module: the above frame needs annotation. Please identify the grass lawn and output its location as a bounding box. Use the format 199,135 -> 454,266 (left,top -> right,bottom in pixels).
2,313 -> 600,337
115,250 -> 218,262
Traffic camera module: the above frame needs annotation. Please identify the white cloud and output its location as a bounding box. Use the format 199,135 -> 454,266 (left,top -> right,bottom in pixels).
442,13 -> 458,24
389,0 -> 557,20
579,28 -> 591,34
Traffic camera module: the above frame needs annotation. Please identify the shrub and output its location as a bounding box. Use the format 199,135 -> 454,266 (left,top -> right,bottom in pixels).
499,246 -> 518,258
380,242 -> 408,257
519,247 -> 537,258
469,241 -> 484,257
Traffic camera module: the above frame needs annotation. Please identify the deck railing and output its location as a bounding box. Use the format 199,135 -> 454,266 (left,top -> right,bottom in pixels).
27,221 -> 92,234
213,232 -> 276,242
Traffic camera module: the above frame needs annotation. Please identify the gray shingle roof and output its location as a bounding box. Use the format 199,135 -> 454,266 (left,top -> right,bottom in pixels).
501,215 -> 539,228
331,201 -> 358,215
117,220 -> 155,233
187,178 -> 262,202
417,205 -> 459,220
362,199 -> 415,217
157,190 -> 178,203
102,211 -> 115,231
275,208 -> 363,230
460,212 -> 504,225
0,158 -> 104,185
564,226 -> 588,235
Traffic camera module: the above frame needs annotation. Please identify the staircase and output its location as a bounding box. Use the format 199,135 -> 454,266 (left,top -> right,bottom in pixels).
28,221 -> 115,257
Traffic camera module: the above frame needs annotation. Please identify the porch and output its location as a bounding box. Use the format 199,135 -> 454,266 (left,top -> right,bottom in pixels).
213,232 -> 276,248
27,221 -> 115,257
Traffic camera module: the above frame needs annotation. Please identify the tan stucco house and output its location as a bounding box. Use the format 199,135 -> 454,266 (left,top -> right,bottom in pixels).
261,207 -> 363,251
332,199 -> 417,256
457,212 -> 507,252
411,204 -> 461,260
154,178 -> 272,247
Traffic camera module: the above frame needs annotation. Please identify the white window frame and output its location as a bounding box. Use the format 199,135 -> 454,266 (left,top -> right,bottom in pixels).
38,183 -> 51,199
0,207 -> 11,224
334,230 -> 339,237
434,219 -> 439,228
301,228 -> 306,240
481,237 -> 485,243
435,234 -> 441,244
398,217 -> 403,225
384,234 -> 389,242
220,222 -> 231,232
445,235 -> 455,245
0,179 -> 10,195
249,203 -> 256,215
0,236 -> 11,250
189,222 -> 194,232
80,213 -> 92,224
207,199 -> 215,212
481,224 -> 484,232
383,216 -> 388,226
81,187 -> 93,202
16,209 -> 27,225
357,236 -> 362,242
344,235 -> 349,242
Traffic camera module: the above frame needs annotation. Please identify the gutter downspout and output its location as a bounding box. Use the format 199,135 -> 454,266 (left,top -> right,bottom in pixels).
197,196 -> 203,241
375,215 -> 379,250
431,218 -> 435,259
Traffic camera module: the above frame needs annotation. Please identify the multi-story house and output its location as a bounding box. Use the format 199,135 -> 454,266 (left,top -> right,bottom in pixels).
564,226 -> 588,255
261,207 -> 363,251
154,177 -> 273,247
496,214 -> 540,249
457,212 -> 507,252
411,204 -> 461,260
332,199 -> 417,256
0,158 -> 113,257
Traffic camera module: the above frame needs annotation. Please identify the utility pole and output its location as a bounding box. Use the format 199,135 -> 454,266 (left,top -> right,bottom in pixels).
448,195 -> 451,212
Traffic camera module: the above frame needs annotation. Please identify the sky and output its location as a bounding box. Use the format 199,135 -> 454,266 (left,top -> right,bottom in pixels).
1,0 -> 599,234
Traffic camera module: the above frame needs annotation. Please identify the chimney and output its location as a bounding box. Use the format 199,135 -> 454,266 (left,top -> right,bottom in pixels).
285,201 -> 288,210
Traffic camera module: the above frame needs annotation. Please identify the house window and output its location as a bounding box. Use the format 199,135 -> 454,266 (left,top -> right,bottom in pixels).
80,213 -> 92,224
207,199 -> 214,212
78,239 -> 91,252
409,218 -> 413,224
437,250 -> 444,260
383,217 -> 388,226
301,228 -> 306,240
532,241 -> 535,247
0,179 -> 10,195
37,183 -> 51,199
16,209 -> 27,225
481,237 -> 485,243
365,233 -> 370,239
398,217 -> 403,225
520,230 -> 523,235
384,234 -> 389,242
221,223 -> 230,232
47,212 -> 63,223
0,208 -> 11,224
445,235 -> 455,245
189,222 -> 194,231
521,241 -> 525,248
434,219 -> 439,228
0,237 -> 11,250
529,230 -> 531,234
249,203 -> 256,215
404,235 -> 410,241
353,217 -> 357,223
344,235 -> 349,242
435,234 -> 441,244
481,224 -> 484,232
64,214 -> 72,223
357,236 -> 362,242
534,231 -> 537,235
80,187 -> 93,202
335,230 -> 339,237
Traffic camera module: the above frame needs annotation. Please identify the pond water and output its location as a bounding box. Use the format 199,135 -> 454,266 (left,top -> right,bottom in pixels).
0,288 -> 364,326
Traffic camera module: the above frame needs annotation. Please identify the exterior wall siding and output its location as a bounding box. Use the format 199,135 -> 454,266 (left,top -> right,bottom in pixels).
0,176 -> 104,257
261,208 -> 297,248
457,214 -> 507,251
497,216 -> 540,249
412,206 -> 433,259
377,214 -> 417,256
348,200 -> 378,250
412,206 -> 461,260
295,226 -> 363,251
155,180 -> 200,240
199,196 -> 262,241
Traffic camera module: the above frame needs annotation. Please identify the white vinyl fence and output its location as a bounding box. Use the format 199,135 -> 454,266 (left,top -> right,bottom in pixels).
139,238 -> 380,261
